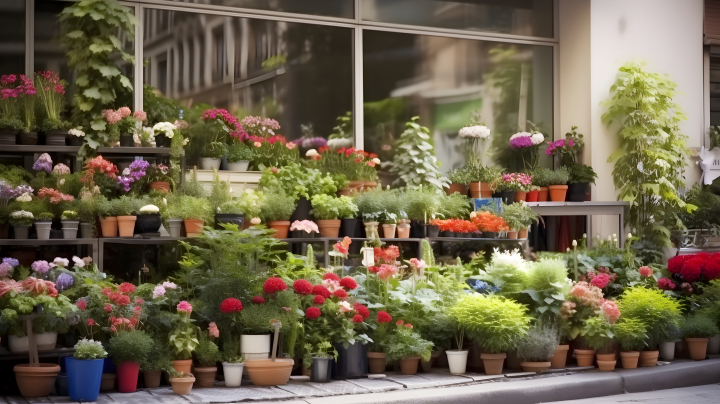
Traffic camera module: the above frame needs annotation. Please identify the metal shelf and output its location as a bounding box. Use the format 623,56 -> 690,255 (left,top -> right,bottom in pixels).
96,147 -> 171,155
0,347 -> 75,361
97,236 -> 186,245
0,238 -> 97,246
0,145 -> 81,154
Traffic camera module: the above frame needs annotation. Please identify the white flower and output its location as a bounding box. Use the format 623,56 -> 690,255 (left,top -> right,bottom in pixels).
338,301 -> 353,313
162,281 -> 177,289
372,158 -> 381,164
567,248 -> 571,252
16,193 -> 32,202
250,217 -> 261,225
637,162 -> 644,173
72,256 -> 85,268
152,122 -> 176,138
183,138 -> 189,146
139,205 -> 160,213
10,210 -> 33,219
531,133 -> 545,145
122,168 -> 130,176
327,138 -> 353,150
572,240 -> 577,247
459,125 -> 491,139
68,128 -> 85,137
53,257 -> 69,268
510,132 -> 532,141
59,179 -> 65,185
305,149 -> 319,157
163,198 -> 167,205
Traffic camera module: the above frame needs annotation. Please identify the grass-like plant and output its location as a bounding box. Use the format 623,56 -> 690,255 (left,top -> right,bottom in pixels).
682,314 -> 720,339
531,168 -> 553,188
545,168 -> 570,186
448,294 -> 531,354
617,287 -> 683,348
261,186 -> 295,222
516,324 -> 560,362
178,195 -> 212,222
614,318 -> 648,352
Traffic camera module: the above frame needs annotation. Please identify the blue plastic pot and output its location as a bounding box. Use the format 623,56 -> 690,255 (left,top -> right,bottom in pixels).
66,357 -> 104,402
332,342 -> 367,379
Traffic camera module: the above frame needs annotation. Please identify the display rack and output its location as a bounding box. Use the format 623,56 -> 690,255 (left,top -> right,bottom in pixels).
0,238 -> 99,264
97,237 -> 187,272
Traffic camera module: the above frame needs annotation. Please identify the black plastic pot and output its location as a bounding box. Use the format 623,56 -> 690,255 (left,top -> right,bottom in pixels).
19,132 -> 38,145
440,230 -> 455,238
332,341 -> 367,380
567,182 -> 588,202
0,129 -> 17,144
498,191 -> 516,205
410,220 -> 426,238
119,133 -> 134,147
220,155 -> 228,170
68,136 -> 83,146
135,214 -> 162,233
50,229 -> 63,239
291,230 -> 316,239
354,218 -> 366,238
311,357 -> 333,383
154,133 -> 170,148
45,130 -> 68,146
340,218 -> 358,238
215,213 -> 244,229
426,224 -> 440,238
290,197 -> 312,222
482,231 -> 498,239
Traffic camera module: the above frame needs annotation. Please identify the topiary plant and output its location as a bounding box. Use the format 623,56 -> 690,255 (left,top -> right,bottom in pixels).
682,314 -> 720,339
516,325 -> 560,362
448,294 -> 531,354
617,287 -> 683,348
389,117 -> 449,190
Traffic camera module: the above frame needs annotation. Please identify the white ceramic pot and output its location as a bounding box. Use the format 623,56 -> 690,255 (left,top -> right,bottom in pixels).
167,218 -> 182,238
9,332 -> 58,353
226,161 -> 250,171
708,334 -> 720,355
221,362 -> 244,387
34,221 -> 52,240
659,341 -> 676,361
241,334 -> 271,360
61,220 -> 79,239
13,225 -> 30,240
446,350 -> 469,375
200,158 -> 222,170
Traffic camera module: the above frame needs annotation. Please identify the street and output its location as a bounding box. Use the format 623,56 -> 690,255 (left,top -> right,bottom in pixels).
550,384 -> 720,403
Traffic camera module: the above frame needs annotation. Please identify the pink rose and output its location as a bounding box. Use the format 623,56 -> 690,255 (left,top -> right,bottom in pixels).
133,110 -> 147,122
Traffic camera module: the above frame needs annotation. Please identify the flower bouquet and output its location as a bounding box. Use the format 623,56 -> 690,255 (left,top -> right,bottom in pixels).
458,113 -> 491,166
509,131 -> 545,171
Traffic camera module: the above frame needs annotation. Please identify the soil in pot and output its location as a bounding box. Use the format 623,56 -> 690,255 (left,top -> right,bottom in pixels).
480,353 -> 506,375
548,185 -> 568,202
244,358 -> 293,386
686,338 -> 709,360
170,376 -> 196,395
100,217 -> 118,237
317,219 -> 341,238
446,350 -> 468,375
520,361 -> 551,372
399,356 -> 421,375
574,349 -> 595,367
620,351 -> 639,369
550,345 -> 569,369
367,352 -> 386,374
638,350 -> 659,367
143,369 -> 162,388
193,366 -> 217,388
14,363 -> 61,397
267,221 -> 291,239
117,215 -> 137,237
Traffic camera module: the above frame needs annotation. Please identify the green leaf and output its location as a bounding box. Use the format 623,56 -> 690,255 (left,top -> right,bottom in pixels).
66,30 -> 84,39
75,74 -> 89,87
83,87 -> 102,99
118,75 -> 133,90
98,65 -> 121,77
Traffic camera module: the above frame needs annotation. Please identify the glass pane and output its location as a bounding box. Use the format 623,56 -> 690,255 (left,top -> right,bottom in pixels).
161,0 -> 354,19
142,9 -> 353,163
0,0 -> 25,75
363,30 -> 554,174
362,0 -> 554,38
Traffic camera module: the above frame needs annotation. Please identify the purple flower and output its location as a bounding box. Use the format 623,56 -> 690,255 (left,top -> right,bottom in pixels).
0,262 -> 13,277
56,273 -> 74,290
509,136 -> 533,149
33,153 -> 53,173
301,137 -> 328,149
31,260 -> 50,273
3,257 -> 19,267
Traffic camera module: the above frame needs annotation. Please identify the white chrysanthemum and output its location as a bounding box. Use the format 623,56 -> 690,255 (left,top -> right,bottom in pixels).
68,128 -> 85,137
10,210 -> 33,219
139,205 -> 160,213
305,149 -> 319,157
16,193 -> 32,202
372,158 -> 381,164
637,162 -> 644,173
327,138 -> 353,150
531,133 -> 545,145
152,122 -> 176,138
459,125 -> 491,139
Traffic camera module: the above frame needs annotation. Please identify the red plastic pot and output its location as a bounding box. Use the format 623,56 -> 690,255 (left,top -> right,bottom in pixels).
526,189 -> 539,202
116,361 -> 140,393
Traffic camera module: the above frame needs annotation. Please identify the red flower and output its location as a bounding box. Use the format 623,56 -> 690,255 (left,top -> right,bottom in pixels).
377,311 -> 392,323
339,277 -> 357,290
368,266 -> 379,273
396,319 -> 404,326
638,266 -> 653,277
337,147 -> 346,154
251,296 -> 265,304
220,298 -> 243,313
319,146 -> 330,153
118,282 -> 136,294
345,147 -> 355,157
667,255 -> 688,274
306,307 -> 321,319
324,273 -> 340,282
704,261 -> 720,280
293,279 -> 313,295
590,273 -> 610,289
314,295 -> 326,305
76,300 -> 86,311
353,303 -> 369,319
352,314 -> 364,323
681,258 -> 704,282
368,153 -> 378,159
87,318 -> 95,326
312,285 -> 331,298
333,289 -> 348,299
104,304 -> 112,313
101,287 -> 113,297
404,323 -> 413,329
263,277 -> 287,294
657,277 -> 676,290
113,295 -> 131,306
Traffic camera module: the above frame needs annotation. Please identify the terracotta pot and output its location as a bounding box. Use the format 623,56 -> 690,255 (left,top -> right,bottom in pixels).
480,353 -> 506,375
469,182 -> 481,198
367,352 -> 387,374
143,369 -> 162,388
14,363 -> 61,397
117,215 -> 137,237
382,224 -> 397,238
447,183 -> 468,196
520,361 -> 550,372
149,181 -> 171,193
399,355 -> 420,375
183,219 -> 204,238
548,185 -> 568,202
514,191 -> 528,202
550,345 -> 569,369
193,366 -> 217,388
101,373 -> 116,391
397,224 -> 411,238
116,361 -> 140,393
686,338 -> 709,360
526,189 -> 539,202
596,353 -> 616,371
620,351 -> 639,369
480,182 -> 493,197
518,228 -> 529,239
169,376 -> 195,395
267,220 -> 291,239
317,219 -> 341,238
244,358 -> 293,386
364,181 -> 378,191
172,359 -> 193,375
574,349 -> 595,367
639,350 -> 659,367
339,181 -> 365,196
538,187 -> 549,202
507,231 -> 518,239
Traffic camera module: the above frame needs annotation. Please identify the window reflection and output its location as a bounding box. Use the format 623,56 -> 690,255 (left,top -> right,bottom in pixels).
0,0 -> 25,75
161,0 -> 354,19
362,0 -> 553,38
363,30 -> 553,174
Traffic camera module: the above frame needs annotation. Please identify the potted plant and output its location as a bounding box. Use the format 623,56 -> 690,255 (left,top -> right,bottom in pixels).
142,339 -> 172,388
193,336 -> 221,388
0,74 -> 24,144
178,196 -> 212,238
581,316 -> 616,371
221,335 -> 245,387
106,330 -> 153,393
97,196 -> 118,237
338,195 -> 359,238
389,117 -> 449,189
659,324 -> 682,361
35,72 -> 70,145
152,121 -> 176,148
76,197 -> 97,238
445,168 -> 469,196
397,213 -> 411,239
243,319 -> 294,386
227,142 -> 254,171
381,210 -> 398,239
290,220 -> 319,239
168,371 -> 196,395
682,313 -> 719,361
566,164 -> 597,202
17,75 -> 38,144
34,211 -> 54,240
146,163 -> 172,194
68,127 -> 85,146
531,168 -> 552,202
517,325 -> 560,372
384,320 -> 433,375
261,187 -> 295,239
509,131 -> 545,172
615,318 -> 648,369
449,294 -> 531,375
546,168 -> 570,202
446,315 -> 469,375
311,194 -> 348,238
61,210 -> 79,239
200,142 -> 226,170
168,301 -> 200,375
10,210 -> 33,239
466,165 -> 501,198
112,196 -> 138,237
165,195 -> 183,238
367,311 -> 393,374
136,204 -> 162,234
501,202 -> 539,239
66,339 -> 106,402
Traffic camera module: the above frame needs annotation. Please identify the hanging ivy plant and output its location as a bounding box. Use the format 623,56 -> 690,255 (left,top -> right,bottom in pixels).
59,0 -> 136,154
602,61 -> 696,249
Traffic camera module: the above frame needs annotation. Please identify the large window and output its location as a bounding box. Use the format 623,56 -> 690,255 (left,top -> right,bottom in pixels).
363,30 -> 554,172
0,0 -> 25,75
161,0 -> 354,19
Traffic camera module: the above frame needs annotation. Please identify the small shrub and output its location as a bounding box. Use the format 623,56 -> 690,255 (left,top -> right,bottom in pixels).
107,331 -> 154,364
194,338 -> 222,367
516,325 -> 559,362
682,314 -> 720,339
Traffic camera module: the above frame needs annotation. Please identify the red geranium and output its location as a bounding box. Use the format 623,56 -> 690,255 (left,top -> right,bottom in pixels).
368,266 -> 380,273
293,279 -> 313,295
220,298 -> 243,313
118,282 -> 136,294
590,273 -> 610,289
314,295 -> 326,305
333,289 -> 348,299
681,258 -> 704,282
704,261 -> 720,280
312,285 -> 331,298
396,319 -> 404,326
377,311 -> 392,323
657,278 -> 676,290
306,307 -> 321,320
667,255 -> 688,274
340,276 -> 357,290
353,303 -> 369,319
352,314 -> 364,323
263,277 -> 287,294
251,296 -> 265,304
323,273 -> 340,282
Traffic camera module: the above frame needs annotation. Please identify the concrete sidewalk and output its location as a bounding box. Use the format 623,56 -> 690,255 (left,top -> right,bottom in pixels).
3,358 -> 720,404
549,383 -> 720,403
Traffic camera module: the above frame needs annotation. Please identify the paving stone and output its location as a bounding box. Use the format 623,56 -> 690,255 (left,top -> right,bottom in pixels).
47,396 -> 115,404
382,375 -> 435,389
107,391 -> 161,403
146,388 -> 192,404
460,373 -> 505,382
414,373 -> 473,386
276,383 -> 332,397
565,366 -> 596,372
503,371 -> 537,378
176,386 -> 295,403
23,398 -> 50,404
4,398 -> 26,404
345,378 -> 404,392
306,381 -> 369,395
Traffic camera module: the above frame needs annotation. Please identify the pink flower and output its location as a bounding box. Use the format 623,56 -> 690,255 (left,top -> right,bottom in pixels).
76,300 -> 87,311
153,285 -> 166,299
53,83 -> 65,95
601,299 -> 621,324
104,304 -> 112,313
87,318 -> 96,326
286,142 -> 296,150
404,323 -> 413,329
377,264 -> 398,281
254,141 -> 262,147
568,140 -> 575,147
590,273 -> 610,289
177,301 -> 192,313
133,110 -> 147,121
638,266 -> 653,277
117,106 -> 131,118
208,322 -> 220,338
321,279 -> 341,293
409,258 -> 427,271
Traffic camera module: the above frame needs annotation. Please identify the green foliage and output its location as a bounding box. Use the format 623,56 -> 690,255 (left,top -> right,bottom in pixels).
310,194 -> 357,220
446,168 -> 471,185
142,339 -> 173,372
194,337 -> 222,367
401,187 -> 442,221
567,164 -> 597,185
545,168 -> 570,186
516,325 -> 560,361
682,314 -> 720,339
466,165 -> 502,185
448,294 -> 531,353
474,249 -> 528,297
679,184 -> 720,231
143,85 -> 180,125
222,335 -> 244,363
521,258 -> 569,323
259,163 -> 338,202
437,193 -> 471,219
58,0 -> 136,153
227,142 -> 255,163
502,202 -> 539,230
617,287 -> 683,347
0,164 -> 31,186
602,62 -> 695,248
354,188 -> 407,221
389,117 -> 449,190
112,195 -> 139,216
531,168 -> 554,188
261,187 -> 295,222
107,331 -> 153,364
581,316 -> 615,354
177,195 -> 212,222
74,338 -> 107,360
384,325 -> 434,363
614,318 -> 648,352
